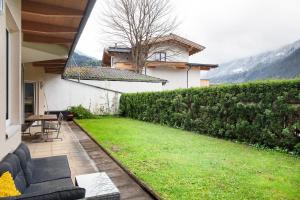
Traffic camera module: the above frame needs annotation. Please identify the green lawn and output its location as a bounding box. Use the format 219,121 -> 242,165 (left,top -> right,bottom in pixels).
76,117 -> 300,200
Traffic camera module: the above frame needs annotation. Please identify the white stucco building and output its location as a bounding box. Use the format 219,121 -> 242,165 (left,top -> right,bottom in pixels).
102,34 -> 218,90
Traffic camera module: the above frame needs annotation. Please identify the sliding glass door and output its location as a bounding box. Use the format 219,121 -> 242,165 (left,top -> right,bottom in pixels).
24,82 -> 36,118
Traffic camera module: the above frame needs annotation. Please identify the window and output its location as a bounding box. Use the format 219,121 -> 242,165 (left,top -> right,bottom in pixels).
153,52 -> 166,62
0,0 -> 3,15
24,83 -> 36,118
6,29 -> 9,120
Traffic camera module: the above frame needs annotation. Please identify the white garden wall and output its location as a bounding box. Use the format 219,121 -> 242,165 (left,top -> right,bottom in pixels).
44,74 -> 121,115
76,79 -> 163,93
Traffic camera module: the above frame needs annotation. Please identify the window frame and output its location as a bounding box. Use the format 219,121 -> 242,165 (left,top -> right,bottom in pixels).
0,0 -> 3,15
6,29 -> 9,122
154,52 -> 167,62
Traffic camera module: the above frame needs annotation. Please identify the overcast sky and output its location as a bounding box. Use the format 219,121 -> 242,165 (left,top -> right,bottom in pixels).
76,0 -> 300,64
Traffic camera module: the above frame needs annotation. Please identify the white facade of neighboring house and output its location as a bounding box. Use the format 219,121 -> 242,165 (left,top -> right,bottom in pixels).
102,34 -> 218,90
148,43 -> 190,62
147,67 -> 200,90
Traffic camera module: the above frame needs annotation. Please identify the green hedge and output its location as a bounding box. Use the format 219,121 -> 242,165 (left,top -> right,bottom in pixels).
68,105 -> 95,119
120,79 -> 300,153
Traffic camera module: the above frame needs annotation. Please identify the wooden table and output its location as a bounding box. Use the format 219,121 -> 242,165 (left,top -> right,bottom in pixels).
75,172 -> 120,200
26,114 -> 58,141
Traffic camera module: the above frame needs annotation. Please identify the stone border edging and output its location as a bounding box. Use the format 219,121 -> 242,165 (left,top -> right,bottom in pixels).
73,120 -> 162,200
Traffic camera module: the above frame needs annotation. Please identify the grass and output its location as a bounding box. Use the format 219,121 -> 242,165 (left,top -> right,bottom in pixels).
76,117 -> 300,200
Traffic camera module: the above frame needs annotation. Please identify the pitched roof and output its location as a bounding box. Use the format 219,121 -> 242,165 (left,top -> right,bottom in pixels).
149,33 -> 205,55
107,47 -> 131,53
64,67 -> 167,83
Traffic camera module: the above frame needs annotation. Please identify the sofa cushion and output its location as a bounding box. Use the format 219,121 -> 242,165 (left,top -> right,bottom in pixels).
0,154 -> 27,193
14,143 -> 71,184
15,186 -> 85,200
13,143 -> 34,185
31,155 -> 71,184
23,178 -> 73,194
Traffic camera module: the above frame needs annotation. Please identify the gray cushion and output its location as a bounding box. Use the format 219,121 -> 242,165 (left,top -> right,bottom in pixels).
24,178 -> 73,194
14,143 -> 71,184
0,154 -> 27,193
16,186 -> 85,200
31,155 -> 71,183
14,143 -> 34,185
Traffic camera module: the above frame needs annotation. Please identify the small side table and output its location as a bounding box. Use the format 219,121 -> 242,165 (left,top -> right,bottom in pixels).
75,172 -> 120,200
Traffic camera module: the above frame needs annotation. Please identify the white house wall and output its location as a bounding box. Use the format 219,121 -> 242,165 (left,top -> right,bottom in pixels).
0,0 -> 22,159
77,80 -> 163,93
147,67 -> 201,90
44,74 -> 121,115
188,69 -> 201,87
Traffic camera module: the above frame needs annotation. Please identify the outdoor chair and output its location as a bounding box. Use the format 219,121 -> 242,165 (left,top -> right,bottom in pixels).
21,121 -> 42,136
21,122 -> 32,135
44,112 -> 64,141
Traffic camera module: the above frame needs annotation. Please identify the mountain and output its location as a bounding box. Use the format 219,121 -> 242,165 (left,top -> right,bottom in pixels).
68,51 -> 101,67
208,39 -> 300,83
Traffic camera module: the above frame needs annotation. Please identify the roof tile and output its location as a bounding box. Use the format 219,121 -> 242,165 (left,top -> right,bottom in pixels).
64,67 -> 167,83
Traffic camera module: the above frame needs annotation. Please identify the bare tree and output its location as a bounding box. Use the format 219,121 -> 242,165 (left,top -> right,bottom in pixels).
101,0 -> 178,73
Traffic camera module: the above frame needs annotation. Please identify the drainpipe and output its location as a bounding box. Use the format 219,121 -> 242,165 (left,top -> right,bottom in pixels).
199,69 -> 201,87
187,65 -> 191,88
77,68 -> 80,82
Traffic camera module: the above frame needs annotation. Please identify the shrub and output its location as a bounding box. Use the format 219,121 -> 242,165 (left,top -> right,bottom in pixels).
120,79 -> 300,153
68,105 -> 95,119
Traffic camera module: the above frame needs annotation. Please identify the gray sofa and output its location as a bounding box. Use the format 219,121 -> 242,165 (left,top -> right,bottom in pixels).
0,143 -> 85,200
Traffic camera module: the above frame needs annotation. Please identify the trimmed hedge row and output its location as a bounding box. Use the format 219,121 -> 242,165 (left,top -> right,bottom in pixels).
120,79 -> 300,153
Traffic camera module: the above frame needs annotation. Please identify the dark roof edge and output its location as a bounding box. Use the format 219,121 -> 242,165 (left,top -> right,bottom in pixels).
63,0 -> 97,76
187,63 -> 218,68
67,76 -> 168,83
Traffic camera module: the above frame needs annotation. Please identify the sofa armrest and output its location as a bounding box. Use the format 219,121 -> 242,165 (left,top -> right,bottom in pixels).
15,186 -> 85,200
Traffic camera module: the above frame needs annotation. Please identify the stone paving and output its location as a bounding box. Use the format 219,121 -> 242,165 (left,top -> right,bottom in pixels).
24,121 -> 154,200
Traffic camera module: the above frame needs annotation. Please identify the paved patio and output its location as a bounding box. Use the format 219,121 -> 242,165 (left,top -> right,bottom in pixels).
23,121 -> 154,200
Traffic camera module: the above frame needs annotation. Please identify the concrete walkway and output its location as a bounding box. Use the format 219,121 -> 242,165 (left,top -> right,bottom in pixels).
24,122 -> 154,200
24,122 -> 98,180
